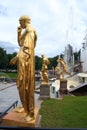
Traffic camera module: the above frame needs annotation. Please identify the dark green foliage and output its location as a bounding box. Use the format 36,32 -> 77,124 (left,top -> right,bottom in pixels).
60,53 -> 64,59
74,49 -> 81,64
0,47 -> 8,69
49,55 -> 59,69
0,47 -> 81,71
0,47 -> 17,70
7,52 -> 17,70
35,55 -> 42,70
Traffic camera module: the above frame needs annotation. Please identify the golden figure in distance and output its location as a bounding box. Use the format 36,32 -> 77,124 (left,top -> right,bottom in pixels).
55,66 -> 60,75
55,59 -> 60,75
57,58 -> 71,80
40,54 -> 50,83
9,15 -> 37,122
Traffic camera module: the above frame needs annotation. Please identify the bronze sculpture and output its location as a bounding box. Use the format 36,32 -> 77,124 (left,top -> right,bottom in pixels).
10,15 -> 37,122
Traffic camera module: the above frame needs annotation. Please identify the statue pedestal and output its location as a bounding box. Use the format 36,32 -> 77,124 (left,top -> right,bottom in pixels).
56,74 -> 60,80
59,79 -> 68,95
2,108 -> 41,128
39,83 -> 50,100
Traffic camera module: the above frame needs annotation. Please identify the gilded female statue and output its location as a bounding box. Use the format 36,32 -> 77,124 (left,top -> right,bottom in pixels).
10,15 -> 37,122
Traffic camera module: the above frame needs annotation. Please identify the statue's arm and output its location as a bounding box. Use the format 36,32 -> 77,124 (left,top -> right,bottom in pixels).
17,26 -> 22,46
9,56 -> 18,65
34,31 -> 37,48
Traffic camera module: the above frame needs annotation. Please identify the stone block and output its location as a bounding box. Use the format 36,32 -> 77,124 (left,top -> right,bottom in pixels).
2,107 -> 41,128
59,79 -> 68,94
39,83 -> 50,100
56,74 -> 60,80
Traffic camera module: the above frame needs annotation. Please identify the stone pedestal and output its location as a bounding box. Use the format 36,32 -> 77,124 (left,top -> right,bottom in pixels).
39,83 -> 50,100
56,74 -> 60,80
2,108 -> 41,128
59,79 -> 68,94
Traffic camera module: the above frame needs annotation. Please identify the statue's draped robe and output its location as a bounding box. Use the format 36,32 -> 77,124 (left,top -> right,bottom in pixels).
17,25 -> 37,116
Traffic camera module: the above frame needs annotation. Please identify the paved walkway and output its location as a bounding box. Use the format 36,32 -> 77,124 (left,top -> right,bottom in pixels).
0,82 -> 40,113
0,74 -> 80,113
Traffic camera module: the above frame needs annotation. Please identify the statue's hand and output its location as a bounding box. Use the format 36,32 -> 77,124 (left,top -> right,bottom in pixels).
17,26 -> 22,33
22,46 -> 31,58
9,56 -> 17,65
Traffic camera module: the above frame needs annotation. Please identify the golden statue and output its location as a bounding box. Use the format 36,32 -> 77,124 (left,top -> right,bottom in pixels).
55,66 -> 60,75
57,58 -> 71,80
40,54 -> 50,83
9,15 -> 37,122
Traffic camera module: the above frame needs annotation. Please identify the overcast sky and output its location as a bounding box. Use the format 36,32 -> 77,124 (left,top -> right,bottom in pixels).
0,0 -> 87,57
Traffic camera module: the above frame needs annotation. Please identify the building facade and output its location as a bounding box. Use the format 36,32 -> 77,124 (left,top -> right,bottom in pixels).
81,42 -> 87,72
64,44 -> 74,70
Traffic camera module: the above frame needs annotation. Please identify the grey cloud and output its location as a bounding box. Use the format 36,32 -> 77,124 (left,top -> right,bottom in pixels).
0,41 -> 19,54
0,0 -> 86,57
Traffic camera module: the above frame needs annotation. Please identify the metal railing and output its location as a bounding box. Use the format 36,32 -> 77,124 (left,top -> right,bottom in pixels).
0,126 -> 37,129
0,126 -> 84,130
0,100 -> 18,120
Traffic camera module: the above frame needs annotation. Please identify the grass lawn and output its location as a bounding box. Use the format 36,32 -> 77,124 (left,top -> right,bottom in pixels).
39,96 -> 87,128
0,72 -> 17,78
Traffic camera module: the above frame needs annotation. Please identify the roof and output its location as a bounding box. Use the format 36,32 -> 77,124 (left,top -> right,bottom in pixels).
77,73 -> 87,78
69,82 -> 87,93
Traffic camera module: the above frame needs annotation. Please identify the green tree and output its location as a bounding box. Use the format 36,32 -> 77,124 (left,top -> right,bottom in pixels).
7,52 -> 17,69
0,47 -> 8,69
49,55 -> 59,69
48,58 -> 53,69
74,50 -> 80,64
35,55 -> 42,70
60,53 -> 64,59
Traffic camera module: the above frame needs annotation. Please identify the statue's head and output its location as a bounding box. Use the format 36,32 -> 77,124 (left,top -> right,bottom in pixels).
19,15 -> 31,28
41,54 -> 45,59
57,58 -> 62,62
